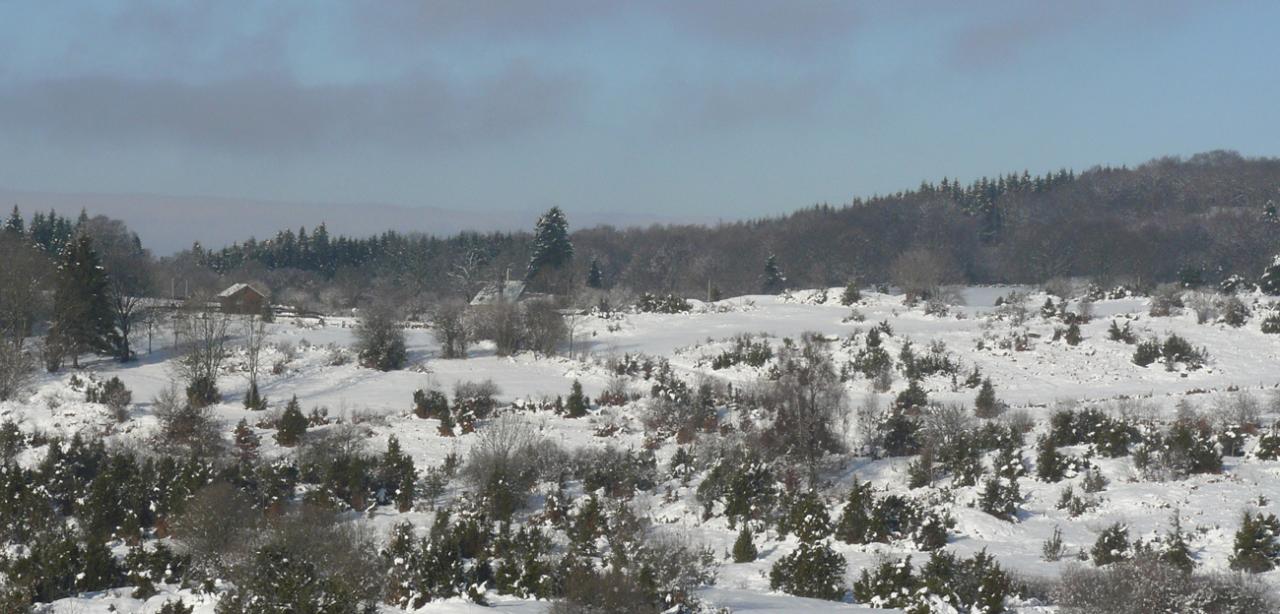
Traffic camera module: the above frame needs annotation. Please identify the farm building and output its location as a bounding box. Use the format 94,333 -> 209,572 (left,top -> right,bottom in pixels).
217,283 -> 268,315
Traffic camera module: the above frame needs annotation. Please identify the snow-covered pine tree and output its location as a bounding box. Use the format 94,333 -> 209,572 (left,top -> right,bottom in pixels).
1091,522 -> 1131,566
565,379 -> 588,418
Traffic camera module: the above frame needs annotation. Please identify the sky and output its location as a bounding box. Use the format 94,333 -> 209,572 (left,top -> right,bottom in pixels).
1,0 -> 1278,242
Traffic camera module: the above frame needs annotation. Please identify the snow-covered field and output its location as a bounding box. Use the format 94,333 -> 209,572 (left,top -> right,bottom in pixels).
4,287 -> 1280,613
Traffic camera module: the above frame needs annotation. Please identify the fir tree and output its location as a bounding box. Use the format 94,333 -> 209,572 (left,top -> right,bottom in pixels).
50,235 -> 119,367
275,395 -> 307,446
1064,322 -> 1082,346
586,257 -> 604,289
761,254 -> 787,294
526,206 -> 574,280
565,379 -> 588,418
840,282 -> 861,306
732,525 -> 758,563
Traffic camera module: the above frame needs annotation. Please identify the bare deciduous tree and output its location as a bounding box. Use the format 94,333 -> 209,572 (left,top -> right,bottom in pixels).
173,298 -> 230,407
430,300 -> 470,359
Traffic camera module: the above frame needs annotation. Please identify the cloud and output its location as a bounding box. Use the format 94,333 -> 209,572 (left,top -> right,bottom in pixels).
0,63 -> 584,154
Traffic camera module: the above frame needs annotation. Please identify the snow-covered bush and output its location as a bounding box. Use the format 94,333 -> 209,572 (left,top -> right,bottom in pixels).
1229,511 -> 1280,573
1092,523 -> 1131,566
853,550 -> 1014,614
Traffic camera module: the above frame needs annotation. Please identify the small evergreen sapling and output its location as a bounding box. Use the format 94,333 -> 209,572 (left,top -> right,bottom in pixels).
565,379 -> 588,418
732,525 -> 758,563
768,541 -> 847,601
1091,523 -> 1131,566
974,378 -> 1000,418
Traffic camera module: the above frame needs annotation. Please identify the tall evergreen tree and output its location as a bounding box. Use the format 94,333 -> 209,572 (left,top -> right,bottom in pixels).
50,235 -> 119,367
586,257 -> 604,289
3,206 -> 22,236
525,206 -> 574,280
1260,255 -> 1280,296
762,254 -> 786,294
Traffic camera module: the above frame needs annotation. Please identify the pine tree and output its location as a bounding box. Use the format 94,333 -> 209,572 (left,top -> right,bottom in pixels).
50,235 -> 119,367
565,379 -> 588,418
1064,322 -> 1082,346
974,378 -> 999,418
586,257 -> 603,289
1260,255 -> 1280,296
275,395 -> 307,446
1229,511 -> 1280,573
732,525 -> 758,563
1091,523 -> 1131,566
978,476 -> 1020,521
769,541 -> 847,601
761,254 -> 787,294
526,206 -> 574,280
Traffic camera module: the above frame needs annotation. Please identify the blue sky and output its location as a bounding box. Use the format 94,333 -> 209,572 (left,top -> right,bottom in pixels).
1,0 -> 1277,223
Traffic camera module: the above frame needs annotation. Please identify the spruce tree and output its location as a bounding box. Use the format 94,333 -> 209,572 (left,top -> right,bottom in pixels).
835,478 -> 875,544
1035,436 -> 1065,482
586,257 -> 603,289
526,206 -> 574,280
769,541 -> 847,601
1229,511 -> 1280,573
1261,255 -> 1280,296
50,235 -> 119,367
3,206 -> 22,236
275,395 -> 307,446
233,419 -> 261,463
761,254 -> 787,294
732,525 -> 758,563
565,379 -> 588,418
974,378 -> 999,418
243,380 -> 266,411
1160,515 -> 1195,573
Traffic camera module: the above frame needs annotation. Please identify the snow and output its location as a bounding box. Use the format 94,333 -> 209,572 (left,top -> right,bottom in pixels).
6,286 -> 1280,613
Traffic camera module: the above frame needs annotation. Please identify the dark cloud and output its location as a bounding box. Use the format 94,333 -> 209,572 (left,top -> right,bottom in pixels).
0,63 -> 584,153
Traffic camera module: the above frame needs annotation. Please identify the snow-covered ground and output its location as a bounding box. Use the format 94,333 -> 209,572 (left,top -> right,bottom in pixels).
5,287 -> 1280,613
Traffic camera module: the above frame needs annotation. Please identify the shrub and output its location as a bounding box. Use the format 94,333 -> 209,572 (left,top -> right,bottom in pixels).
1056,554 -> 1276,614
1107,320 -> 1137,343
840,283 -> 861,306
636,293 -> 691,314
154,384 -> 225,458
1132,338 -> 1162,367
412,388 -> 449,419
1042,526 -> 1066,561
85,376 -> 131,420
710,334 -> 773,370
1262,312 -> 1280,334
853,550 -> 1014,614
354,302 -> 407,371
1161,334 -> 1208,370
0,341 -> 36,402
463,416 -> 548,520
1255,425 -> 1280,460
769,541 -> 846,601
1218,296 -> 1250,327
454,379 -> 500,426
